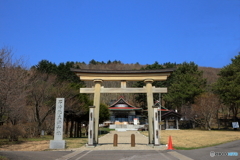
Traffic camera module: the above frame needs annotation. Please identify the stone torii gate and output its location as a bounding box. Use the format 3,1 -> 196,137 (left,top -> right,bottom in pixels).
71,68 -> 175,146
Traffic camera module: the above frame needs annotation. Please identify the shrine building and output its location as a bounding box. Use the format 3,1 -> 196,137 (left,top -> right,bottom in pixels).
107,97 -> 182,130
109,97 -> 142,124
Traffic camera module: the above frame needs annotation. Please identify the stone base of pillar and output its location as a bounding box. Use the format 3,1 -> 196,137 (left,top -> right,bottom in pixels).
49,140 -> 65,149
153,145 -> 165,148
85,144 -> 96,148
147,144 -> 165,148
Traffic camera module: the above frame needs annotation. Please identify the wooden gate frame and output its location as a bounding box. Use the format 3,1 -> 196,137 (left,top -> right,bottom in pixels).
71,68 -> 175,146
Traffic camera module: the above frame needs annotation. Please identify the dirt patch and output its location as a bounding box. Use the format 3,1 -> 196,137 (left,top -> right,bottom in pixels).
0,138 -> 88,151
0,141 -> 49,151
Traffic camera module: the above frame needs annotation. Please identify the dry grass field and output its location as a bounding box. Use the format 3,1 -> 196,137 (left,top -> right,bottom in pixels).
0,137 -> 87,151
0,140 -> 50,151
142,129 -> 240,149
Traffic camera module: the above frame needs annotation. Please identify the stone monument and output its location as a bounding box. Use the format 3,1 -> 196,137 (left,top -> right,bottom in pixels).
50,98 -> 65,149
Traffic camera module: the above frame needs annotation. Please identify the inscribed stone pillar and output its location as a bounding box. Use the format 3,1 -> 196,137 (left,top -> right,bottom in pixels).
50,98 -> 65,149
93,79 -> 102,144
88,106 -> 95,146
153,105 -> 160,146
144,79 -> 154,144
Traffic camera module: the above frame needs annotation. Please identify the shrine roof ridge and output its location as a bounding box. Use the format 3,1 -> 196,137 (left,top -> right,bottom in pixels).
70,68 -> 176,74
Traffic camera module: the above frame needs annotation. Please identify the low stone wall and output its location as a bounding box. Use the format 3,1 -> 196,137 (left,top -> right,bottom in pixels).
109,124 -> 144,131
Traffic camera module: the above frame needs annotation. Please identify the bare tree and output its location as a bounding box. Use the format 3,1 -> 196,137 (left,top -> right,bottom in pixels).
0,47 -> 28,126
26,69 -> 85,136
191,93 -> 221,130
0,47 -> 29,141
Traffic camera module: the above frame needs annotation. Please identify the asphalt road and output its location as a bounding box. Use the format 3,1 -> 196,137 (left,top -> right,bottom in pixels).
0,151 -> 71,160
1,140 -> 240,160
178,140 -> 240,160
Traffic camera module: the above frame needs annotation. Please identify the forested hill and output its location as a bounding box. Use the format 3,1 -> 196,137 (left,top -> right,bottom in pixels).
76,60 -> 144,70
74,60 -> 221,105
31,59 -> 221,106
198,67 -> 220,85
76,60 -> 220,85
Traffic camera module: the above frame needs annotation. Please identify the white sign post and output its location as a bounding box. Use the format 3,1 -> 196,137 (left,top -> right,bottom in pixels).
134,118 -> 138,125
50,98 -> 65,149
232,122 -> 239,128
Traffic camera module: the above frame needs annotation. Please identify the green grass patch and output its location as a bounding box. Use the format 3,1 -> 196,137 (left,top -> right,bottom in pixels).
65,137 -> 88,149
20,135 -> 53,141
0,156 -> 9,160
99,128 -> 114,132
0,139 -> 22,146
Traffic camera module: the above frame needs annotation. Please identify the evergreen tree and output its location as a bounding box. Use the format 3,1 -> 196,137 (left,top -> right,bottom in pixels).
56,61 -> 82,83
99,103 -> 110,123
134,62 -> 206,111
32,60 -> 57,74
89,59 -> 97,65
134,62 -> 177,108
213,53 -> 240,120
163,62 -> 206,110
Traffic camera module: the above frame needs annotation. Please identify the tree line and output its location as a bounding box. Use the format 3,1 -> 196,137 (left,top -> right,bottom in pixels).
0,48 -> 110,140
0,46 -> 239,141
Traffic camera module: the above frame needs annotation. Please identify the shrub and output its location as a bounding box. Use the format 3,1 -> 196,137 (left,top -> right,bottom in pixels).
0,125 -> 26,141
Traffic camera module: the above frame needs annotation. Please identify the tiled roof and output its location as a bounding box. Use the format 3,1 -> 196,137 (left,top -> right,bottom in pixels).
161,110 -> 182,119
154,101 -> 169,110
109,96 -> 136,108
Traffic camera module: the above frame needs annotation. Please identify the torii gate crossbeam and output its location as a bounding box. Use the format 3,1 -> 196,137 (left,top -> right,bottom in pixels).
71,68 -> 175,146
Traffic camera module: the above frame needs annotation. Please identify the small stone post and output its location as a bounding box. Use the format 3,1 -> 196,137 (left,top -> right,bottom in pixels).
131,134 -> 135,147
50,98 -> 65,149
87,106 -> 95,147
153,105 -> 160,146
113,134 -> 118,147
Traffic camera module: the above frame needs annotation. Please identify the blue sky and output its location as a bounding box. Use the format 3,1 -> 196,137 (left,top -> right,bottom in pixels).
1,0 -> 240,68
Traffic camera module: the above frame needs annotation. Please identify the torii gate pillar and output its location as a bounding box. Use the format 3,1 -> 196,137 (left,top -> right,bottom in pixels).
145,79 -> 154,144
93,79 -> 102,143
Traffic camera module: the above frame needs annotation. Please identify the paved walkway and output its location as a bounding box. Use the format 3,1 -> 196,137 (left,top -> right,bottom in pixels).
55,131 -> 193,160
73,130 -> 167,150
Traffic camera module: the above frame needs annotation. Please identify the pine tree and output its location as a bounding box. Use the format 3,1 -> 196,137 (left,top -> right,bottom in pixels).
213,53 -> 240,120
